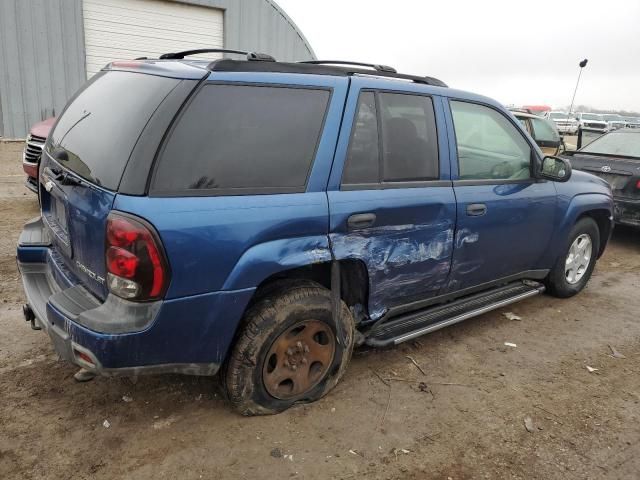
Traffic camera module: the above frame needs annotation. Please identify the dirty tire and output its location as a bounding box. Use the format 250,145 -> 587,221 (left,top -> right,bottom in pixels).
546,217 -> 600,298
224,282 -> 355,415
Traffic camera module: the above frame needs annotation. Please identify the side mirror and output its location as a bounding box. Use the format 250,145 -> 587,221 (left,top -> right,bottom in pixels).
538,156 -> 572,182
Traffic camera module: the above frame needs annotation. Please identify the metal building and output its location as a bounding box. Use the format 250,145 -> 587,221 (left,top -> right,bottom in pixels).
0,0 -> 316,138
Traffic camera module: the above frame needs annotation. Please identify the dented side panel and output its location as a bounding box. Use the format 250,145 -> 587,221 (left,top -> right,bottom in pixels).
447,181 -> 558,291
328,188 -> 457,320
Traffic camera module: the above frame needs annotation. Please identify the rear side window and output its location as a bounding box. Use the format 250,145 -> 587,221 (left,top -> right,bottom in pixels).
379,93 -> 439,182
48,71 -> 179,190
342,92 -> 379,184
153,84 -> 330,195
341,91 -> 439,187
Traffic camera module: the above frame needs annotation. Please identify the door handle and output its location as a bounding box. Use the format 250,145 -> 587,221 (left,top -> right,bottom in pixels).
466,203 -> 487,216
347,213 -> 376,230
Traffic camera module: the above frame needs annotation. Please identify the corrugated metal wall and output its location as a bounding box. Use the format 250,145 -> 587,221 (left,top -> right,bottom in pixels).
0,0 -> 86,138
0,0 -> 316,138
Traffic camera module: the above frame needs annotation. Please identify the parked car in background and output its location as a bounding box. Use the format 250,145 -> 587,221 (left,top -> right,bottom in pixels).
544,111 -> 579,135
576,113 -> 609,134
603,113 -> 626,131
521,105 -> 551,116
623,116 -> 640,128
512,110 -> 563,156
17,52 -> 613,414
23,117 -> 55,192
567,129 -> 640,227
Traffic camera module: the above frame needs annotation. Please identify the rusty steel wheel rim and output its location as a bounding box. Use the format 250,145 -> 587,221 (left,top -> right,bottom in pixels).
262,320 -> 336,400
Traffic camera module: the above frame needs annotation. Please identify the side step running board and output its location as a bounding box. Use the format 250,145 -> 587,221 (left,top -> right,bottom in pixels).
365,281 -> 544,347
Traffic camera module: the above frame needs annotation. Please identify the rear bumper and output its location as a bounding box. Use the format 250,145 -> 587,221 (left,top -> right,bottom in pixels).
614,196 -> 640,227
17,217 -> 254,376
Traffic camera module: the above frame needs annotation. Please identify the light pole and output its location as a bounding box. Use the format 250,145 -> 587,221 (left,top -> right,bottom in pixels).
568,59 -> 588,118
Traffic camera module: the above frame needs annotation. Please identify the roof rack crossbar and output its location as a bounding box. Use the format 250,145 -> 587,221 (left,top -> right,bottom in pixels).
159,48 -> 248,60
301,60 -> 397,73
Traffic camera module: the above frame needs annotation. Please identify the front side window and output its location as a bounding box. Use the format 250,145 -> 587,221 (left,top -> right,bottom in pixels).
153,84 -> 330,194
450,101 -> 532,181
341,91 -> 439,186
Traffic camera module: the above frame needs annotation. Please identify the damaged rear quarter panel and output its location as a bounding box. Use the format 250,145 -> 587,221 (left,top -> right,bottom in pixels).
113,192 -> 332,297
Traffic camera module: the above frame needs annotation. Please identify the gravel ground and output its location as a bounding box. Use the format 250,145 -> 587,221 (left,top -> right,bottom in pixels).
1,141 -> 639,480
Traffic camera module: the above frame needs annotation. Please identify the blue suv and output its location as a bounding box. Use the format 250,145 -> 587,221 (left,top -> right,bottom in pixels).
17,50 -> 614,415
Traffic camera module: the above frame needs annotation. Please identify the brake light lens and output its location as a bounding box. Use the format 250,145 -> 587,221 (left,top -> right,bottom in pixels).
636,179 -> 640,190
105,213 -> 169,301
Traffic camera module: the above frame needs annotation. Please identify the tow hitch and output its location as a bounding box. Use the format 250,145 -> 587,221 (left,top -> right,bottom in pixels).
22,304 -> 41,331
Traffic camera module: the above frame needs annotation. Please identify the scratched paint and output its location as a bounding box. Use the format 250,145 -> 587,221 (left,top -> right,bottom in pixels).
331,222 -> 454,320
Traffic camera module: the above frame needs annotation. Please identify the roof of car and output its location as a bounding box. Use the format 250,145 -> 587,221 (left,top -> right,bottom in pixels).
103,53 -> 518,111
105,56 -> 448,87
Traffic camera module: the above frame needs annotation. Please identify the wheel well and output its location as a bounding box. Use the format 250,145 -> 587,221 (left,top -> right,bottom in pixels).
249,260 -> 370,316
578,209 -> 612,257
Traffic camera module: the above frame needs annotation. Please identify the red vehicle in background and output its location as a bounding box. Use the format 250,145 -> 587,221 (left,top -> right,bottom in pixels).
521,105 -> 552,116
23,117 -> 55,192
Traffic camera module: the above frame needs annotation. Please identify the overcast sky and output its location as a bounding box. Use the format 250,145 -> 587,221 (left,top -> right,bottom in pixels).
276,0 -> 640,112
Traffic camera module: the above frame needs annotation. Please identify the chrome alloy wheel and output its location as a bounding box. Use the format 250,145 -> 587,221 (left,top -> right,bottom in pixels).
565,234 -> 592,284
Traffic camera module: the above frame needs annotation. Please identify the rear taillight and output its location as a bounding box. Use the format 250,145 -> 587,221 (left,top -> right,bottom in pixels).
105,213 -> 169,301
636,179 -> 640,190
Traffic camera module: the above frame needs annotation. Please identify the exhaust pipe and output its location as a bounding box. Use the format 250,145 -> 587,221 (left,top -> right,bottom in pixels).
22,304 -> 34,322
22,304 -> 41,330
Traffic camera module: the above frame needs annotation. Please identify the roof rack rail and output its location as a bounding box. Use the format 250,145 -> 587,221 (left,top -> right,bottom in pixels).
159,48 -> 248,59
301,60 -> 396,73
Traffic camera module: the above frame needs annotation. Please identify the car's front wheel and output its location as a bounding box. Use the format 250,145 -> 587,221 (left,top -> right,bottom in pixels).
546,217 -> 600,298
224,281 -> 355,415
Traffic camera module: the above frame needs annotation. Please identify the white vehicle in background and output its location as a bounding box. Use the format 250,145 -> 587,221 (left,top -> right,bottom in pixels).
544,111 -> 579,135
603,113 -> 627,130
623,116 -> 640,128
576,113 -> 609,134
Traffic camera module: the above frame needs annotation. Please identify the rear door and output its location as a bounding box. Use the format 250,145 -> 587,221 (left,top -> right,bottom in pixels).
444,99 -> 557,292
328,78 -> 456,320
39,70 -> 184,299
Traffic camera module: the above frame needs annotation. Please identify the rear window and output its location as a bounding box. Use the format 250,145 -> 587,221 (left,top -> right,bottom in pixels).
47,71 -> 179,190
152,84 -> 331,195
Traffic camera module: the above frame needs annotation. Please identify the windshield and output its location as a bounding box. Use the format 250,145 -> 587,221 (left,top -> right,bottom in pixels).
549,112 -> 567,119
581,114 -> 603,121
581,131 -> 640,157
47,71 -> 179,190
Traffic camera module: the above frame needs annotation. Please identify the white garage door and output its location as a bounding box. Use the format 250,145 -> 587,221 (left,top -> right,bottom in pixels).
83,0 -> 224,78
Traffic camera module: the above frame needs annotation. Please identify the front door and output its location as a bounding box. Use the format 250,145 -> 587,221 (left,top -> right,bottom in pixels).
328,80 -> 456,320
445,100 -> 557,292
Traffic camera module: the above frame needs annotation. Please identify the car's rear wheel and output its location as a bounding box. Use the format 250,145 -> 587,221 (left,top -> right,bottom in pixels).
224,281 -> 355,415
546,217 -> 600,298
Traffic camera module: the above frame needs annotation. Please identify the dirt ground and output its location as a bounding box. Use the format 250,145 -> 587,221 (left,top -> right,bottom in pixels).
1,141 -> 639,480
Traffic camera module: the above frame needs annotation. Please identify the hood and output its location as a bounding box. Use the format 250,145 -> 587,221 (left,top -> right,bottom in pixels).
30,116 -> 56,138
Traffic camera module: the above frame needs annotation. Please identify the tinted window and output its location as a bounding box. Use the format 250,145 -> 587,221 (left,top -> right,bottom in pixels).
379,93 -> 439,182
342,92 -> 379,185
153,84 -> 330,194
48,71 -> 179,190
450,101 -> 531,181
